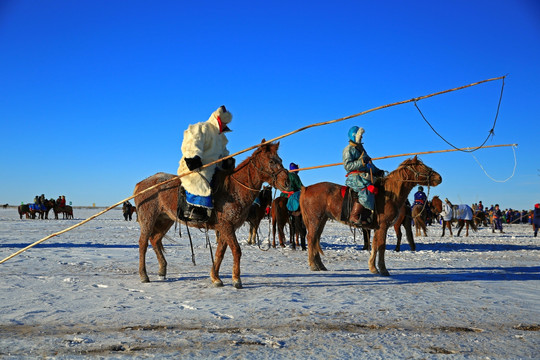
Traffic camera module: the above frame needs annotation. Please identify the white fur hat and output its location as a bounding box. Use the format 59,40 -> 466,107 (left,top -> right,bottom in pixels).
215,105 -> 232,124
355,127 -> 365,144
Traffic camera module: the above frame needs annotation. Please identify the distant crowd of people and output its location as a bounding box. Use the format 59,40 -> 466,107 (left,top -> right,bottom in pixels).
411,187 -> 539,236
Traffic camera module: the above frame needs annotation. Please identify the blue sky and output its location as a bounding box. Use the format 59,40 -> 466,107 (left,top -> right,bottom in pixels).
1,1 -> 539,210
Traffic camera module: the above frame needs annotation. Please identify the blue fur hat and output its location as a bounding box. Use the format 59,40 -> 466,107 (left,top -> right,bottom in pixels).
289,163 -> 299,171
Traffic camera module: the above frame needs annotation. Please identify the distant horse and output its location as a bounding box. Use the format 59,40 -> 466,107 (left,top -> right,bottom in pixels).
134,141 -> 289,289
431,196 -> 477,237
2,203 -> 8,209
361,201 -> 416,252
271,196 -> 306,250
54,204 -> 74,219
300,156 -> 442,275
123,203 -> 137,221
246,186 -> 273,245
18,204 -> 31,219
473,210 -> 488,227
411,202 -> 428,237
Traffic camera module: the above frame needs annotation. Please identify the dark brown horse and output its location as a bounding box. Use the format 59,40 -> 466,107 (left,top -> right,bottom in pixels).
271,196 -> 306,250
300,156 -> 442,276
473,210 -> 488,227
54,204 -> 74,219
18,204 -> 31,219
123,202 -> 137,221
246,186 -> 273,245
361,201 -> 416,252
431,196 -> 477,237
134,141 -> 289,289
411,203 -> 428,237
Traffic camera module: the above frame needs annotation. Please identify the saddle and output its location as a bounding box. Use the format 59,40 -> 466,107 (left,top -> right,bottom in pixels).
340,186 -> 378,229
339,186 -> 358,223
177,186 -> 210,222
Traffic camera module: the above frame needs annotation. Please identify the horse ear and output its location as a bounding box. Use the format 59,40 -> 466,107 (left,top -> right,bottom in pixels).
413,155 -> 418,161
261,139 -> 266,143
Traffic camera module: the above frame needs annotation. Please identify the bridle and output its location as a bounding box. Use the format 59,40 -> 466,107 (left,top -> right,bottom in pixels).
230,154 -> 287,192
401,163 -> 435,184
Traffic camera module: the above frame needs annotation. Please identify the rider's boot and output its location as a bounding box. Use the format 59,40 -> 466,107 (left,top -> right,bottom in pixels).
184,205 -> 209,222
349,202 -> 364,225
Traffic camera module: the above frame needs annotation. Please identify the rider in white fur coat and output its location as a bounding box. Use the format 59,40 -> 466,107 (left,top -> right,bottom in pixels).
177,106 -> 234,217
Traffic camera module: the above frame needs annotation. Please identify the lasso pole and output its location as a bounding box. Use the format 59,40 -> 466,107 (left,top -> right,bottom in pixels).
290,143 -> 518,172
0,76 -> 505,265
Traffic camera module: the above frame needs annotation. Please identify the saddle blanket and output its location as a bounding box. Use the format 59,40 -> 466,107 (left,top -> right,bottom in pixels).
29,204 -> 45,211
452,204 -> 473,220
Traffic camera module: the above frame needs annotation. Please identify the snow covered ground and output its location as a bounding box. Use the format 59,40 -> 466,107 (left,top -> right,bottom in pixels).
0,207 -> 539,359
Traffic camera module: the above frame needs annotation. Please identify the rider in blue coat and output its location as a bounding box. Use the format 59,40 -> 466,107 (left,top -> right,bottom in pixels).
343,126 -> 384,228
413,186 -> 427,207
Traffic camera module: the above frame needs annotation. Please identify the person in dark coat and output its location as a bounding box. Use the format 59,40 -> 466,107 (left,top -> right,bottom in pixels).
533,203 -> 540,237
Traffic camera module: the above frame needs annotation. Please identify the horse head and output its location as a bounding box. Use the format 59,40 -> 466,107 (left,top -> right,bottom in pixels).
399,156 -> 442,187
430,195 -> 442,214
248,139 -> 290,192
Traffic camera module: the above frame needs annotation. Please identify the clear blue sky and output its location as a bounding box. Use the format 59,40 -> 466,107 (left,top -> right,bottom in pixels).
1,1 -> 539,210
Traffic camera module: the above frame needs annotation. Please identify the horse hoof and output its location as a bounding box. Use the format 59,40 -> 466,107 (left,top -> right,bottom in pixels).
380,269 -> 390,276
212,280 -> 224,287
232,280 -> 243,289
159,275 -> 166,281
369,267 -> 379,274
140,277 -> 150,283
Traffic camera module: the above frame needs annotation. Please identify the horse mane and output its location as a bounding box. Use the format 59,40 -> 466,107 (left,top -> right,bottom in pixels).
382,156 -> 424,199
215,141 -> 280,191
235,141 -> 279,171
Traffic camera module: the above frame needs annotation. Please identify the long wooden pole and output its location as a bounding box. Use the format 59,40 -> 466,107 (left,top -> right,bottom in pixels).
290,143 -> 518,172
0,76 -> 505,265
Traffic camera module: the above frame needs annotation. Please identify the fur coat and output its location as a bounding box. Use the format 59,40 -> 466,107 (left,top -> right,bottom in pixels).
177,106 -> 232,197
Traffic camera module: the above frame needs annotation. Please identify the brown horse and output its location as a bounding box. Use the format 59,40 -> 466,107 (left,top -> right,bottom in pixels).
300,156 -> 442,276
411,203 -> 428,237
473,210 -> 488,227
54,204 -> 74,219
18,204 -> 31,219
123,202 -> 137,221
271,196 -> 306,250
246,186 -> 273,246
431,196 -> 477,237
134,141 -> 289,289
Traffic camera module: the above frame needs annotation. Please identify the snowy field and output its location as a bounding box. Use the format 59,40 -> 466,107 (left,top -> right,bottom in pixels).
0,207 -> 539,359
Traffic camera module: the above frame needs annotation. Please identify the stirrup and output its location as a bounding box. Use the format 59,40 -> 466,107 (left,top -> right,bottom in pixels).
184,206 -> 210,222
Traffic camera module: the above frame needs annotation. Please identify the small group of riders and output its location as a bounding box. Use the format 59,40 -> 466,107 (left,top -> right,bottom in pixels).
31,194 -> 66,209
176,105 -> 387,230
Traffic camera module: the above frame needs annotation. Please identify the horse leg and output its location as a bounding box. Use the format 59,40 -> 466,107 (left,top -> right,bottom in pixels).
289,217 -> 296,250
370,228 -> 389,276
306,219 -> 327,271
210,238 -> 228,287
229,234 -> 243,289
465,222 -> 470,237
362,229 -> 370,251
368,231 -> 380,274
149,220 -> 172,280
138,231 -> 151,283
278,220 -> 286,248
394,223 -> 402,252
457,220 -> 464,236
271,214 -> 277,248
